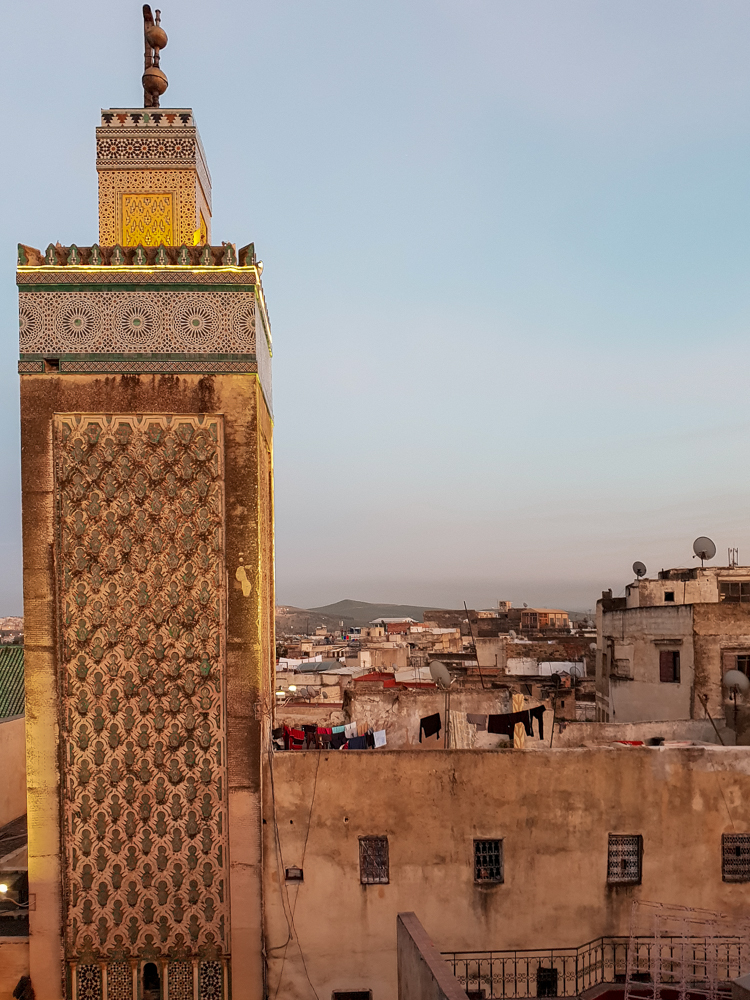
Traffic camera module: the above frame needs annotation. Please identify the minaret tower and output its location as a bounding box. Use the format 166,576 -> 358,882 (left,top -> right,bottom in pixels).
18,9 -> 274,998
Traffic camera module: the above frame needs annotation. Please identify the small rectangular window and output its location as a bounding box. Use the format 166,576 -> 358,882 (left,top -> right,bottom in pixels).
722,834 -> 750,882
738,656 -> 750,677
659,650 -> 680,683
332,993 -> 372,1000
720,581 -> 750,603
664,592 -> 675,602
285,866 -> 303,882
359,836 -> 389,884
44,358 -> 60,373
474,839 -> 503,883
607,834 -> 642,884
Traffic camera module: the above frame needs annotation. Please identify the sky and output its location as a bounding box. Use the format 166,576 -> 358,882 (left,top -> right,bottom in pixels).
2,2 -> 750,614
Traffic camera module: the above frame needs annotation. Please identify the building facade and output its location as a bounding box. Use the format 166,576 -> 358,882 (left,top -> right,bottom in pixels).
19,105 -> 274,999
596,567 -> 750,732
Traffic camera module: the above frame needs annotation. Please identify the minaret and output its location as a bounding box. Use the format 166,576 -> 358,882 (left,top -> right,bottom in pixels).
18,9 -> 274,998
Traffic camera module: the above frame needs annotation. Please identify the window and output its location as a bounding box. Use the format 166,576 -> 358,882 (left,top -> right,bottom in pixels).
659,650 -> 680,683
474,839 -> 503,883
607,834 -> 642,884
664,592 -> 675,602
285,866 -> 303,882
737,656 -> 750,677
332,993 -> 372,1000
359,836 -> 389,884
722,834 -> 750,882
720,581 -> 750,604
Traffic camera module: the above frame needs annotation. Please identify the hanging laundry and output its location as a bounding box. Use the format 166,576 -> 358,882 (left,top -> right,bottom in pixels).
332,725 -> 347,734
373,729 -> 387,748
347,735 -> 368,750
331,732 -> 347,750
530,705 -> 545,740
466,713 -> 487,730
420,712 -> 442,742
344,722 -> 358,739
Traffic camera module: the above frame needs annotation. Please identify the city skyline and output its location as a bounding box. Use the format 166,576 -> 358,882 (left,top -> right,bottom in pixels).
3,1 -> 750,613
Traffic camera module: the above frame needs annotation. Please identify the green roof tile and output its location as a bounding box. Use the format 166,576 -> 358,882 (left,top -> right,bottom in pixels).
0,647 -> 24,719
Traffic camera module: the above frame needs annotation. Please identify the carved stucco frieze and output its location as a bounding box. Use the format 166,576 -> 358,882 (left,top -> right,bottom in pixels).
55,413 -> 230,963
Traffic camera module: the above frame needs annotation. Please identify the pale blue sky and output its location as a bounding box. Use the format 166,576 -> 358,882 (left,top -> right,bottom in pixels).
2,2 -> 750,613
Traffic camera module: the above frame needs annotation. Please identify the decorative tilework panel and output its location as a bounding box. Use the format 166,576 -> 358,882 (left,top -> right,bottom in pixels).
56,361 -> 258,375
98,170 -> 206,247
122,194 -> 174,247
77,964 -> 102,1000
97,133 -> 197,168
107,962 -> 132,1000
19,291 -> 255,355
169,961 -> 194,1000
199,961 -> 223,1000
56,414 -> 229,961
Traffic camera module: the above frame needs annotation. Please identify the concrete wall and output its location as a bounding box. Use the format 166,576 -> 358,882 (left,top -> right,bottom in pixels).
397,913 -> 468,1000
0,718 -> 26,827
0,939 -> 29,998
263,747 -> 750,1000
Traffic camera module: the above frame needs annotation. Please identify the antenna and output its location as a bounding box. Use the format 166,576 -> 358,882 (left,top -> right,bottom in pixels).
632,561 -> 647,579
728,547 -> 739,568
463,601 -> 486,689
429,660 -> 453,690
693,536 -> 717,566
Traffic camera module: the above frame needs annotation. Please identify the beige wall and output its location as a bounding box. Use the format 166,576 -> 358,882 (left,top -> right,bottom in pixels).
0,939 -> 29,997
263,747 -> 750,1000
0,718 -> 26,827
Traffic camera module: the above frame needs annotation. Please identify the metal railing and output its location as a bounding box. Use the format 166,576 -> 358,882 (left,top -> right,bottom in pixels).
443,936 -> 746,999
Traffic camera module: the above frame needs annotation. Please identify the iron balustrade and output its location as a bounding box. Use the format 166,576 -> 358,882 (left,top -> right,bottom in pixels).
442,936 -> 748,1000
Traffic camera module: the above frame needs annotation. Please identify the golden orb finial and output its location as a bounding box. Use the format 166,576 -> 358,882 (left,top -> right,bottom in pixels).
143,5 -> 168,108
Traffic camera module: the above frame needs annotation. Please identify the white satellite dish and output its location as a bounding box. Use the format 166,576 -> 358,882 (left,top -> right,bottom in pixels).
429,660 -> 453,690
633,561 -> 647,579
693,536 -> 717,565
723,670 -> 750,694
508,630 -> 517,639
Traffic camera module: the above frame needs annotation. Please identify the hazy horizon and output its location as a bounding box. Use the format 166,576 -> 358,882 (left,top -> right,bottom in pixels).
2,2 -> 750,616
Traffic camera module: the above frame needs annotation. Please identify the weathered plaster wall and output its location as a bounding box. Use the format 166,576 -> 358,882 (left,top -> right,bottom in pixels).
693,604 -> 750,723
20,372 -> 273,999
0,939 -> 29,997
554,719 -> 719,746
0,718 -> 26,827
263,747 -> 750,1000
601,606 -> 694,722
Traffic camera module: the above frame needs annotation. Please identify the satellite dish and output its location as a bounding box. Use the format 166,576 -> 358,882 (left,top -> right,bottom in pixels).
523,603 -> 528,608
633,561 -> 647,579
429,660 -> 453,689
693,536 -> 716,564
723,670 -> 750,694
508,630 -> 517,639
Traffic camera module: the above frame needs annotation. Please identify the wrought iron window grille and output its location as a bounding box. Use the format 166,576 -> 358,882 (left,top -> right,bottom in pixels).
607,834 -> 642,884
722,833 -> 750,882
474,839 -> 504,883
359,836 -> 389,884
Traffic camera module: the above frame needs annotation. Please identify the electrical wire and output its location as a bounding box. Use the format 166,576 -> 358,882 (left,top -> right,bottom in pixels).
267,738 -> 322,1000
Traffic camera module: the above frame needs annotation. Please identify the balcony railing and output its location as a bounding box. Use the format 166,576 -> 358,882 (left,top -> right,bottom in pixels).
443,936 -> 748,1000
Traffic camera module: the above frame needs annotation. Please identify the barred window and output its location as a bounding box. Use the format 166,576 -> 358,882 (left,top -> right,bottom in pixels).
722,834 -> 750,882
607,834 -> 642,884
720,581 -> 750,604
474,839 -> 504,883
359,836 -> 389,884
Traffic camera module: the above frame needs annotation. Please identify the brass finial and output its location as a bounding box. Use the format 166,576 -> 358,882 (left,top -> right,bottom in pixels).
143,5 -> 168,108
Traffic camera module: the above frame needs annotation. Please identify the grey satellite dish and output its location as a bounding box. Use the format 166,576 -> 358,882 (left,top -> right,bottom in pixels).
508,630 -> 517,639
429,660 -> 453,690
723,670 -> 750,694
633,561 -> 647,579
693,536 -> 716,565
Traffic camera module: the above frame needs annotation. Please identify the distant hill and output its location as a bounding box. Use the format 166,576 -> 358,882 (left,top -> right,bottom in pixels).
305,599 -> 431,627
